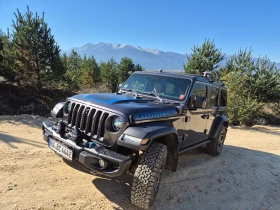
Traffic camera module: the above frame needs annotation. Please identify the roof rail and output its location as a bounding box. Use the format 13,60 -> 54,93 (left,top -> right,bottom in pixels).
203,70 -> 226,86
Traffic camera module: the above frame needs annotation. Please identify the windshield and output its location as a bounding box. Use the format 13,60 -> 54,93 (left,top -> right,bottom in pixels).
121,73 -> 192,101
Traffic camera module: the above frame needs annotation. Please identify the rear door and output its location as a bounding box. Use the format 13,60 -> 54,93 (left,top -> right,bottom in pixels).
205,84 -> 221,137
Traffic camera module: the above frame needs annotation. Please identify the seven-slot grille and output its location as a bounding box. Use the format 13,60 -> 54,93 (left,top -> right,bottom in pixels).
68,102 -> 109,139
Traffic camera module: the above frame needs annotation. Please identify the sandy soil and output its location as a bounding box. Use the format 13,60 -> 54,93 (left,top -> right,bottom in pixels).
0,115 -> 280,210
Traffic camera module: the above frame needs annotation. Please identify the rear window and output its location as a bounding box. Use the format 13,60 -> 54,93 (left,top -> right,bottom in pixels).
220,89 -> 227,106
209,86 -> 219,107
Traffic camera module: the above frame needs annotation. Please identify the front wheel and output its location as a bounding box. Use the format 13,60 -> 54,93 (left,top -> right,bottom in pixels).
131,142 -> 167,209
206,125 -> 227,156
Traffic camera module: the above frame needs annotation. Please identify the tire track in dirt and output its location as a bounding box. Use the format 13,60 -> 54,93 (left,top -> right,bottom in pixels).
0,115 -> 280,210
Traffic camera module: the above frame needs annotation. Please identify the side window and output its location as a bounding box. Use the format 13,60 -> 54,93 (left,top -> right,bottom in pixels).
190,83 -> 207,107
209,86 -> 219,107
220,89 -> 227,106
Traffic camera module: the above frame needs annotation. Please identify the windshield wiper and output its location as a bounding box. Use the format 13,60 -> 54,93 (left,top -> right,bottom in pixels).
143,92 -> 163,103
121,89 -> 163,102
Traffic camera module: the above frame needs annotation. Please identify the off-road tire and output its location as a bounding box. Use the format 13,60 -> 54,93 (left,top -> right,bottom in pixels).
131,142 -> 167,209
206,125 -> 227,156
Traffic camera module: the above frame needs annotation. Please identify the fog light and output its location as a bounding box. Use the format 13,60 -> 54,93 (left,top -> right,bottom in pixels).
99,159 -> 104,167
99,159 -> 107,169
54,120 -> 64,134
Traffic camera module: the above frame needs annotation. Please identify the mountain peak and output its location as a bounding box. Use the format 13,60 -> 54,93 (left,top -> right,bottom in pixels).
62,42 -> 182,70
82,43 -> 94,47
80,42 -> 161,54
96,42 -> 111,46
62,42 -> 280,70
144,48 -> 160,54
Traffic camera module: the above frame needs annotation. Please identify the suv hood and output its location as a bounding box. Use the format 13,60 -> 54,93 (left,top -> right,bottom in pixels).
69,93 -> 179,121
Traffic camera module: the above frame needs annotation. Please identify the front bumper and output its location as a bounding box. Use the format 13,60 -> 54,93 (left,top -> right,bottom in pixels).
42,120 -> 131,177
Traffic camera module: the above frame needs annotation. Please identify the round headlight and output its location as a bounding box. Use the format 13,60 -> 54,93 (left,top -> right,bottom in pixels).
112,116 -> 122,131
67,102 -> 72,112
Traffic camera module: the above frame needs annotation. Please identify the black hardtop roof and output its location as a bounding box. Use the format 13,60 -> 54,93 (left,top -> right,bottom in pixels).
132,71 -> 226,87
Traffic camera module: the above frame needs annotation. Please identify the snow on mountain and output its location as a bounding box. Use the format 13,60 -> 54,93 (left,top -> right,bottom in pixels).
61,42 -> 280,70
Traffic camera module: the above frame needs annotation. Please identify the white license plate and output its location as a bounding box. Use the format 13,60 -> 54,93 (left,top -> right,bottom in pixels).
48,138 -> 73,161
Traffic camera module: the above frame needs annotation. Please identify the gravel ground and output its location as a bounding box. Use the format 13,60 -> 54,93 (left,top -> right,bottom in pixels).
0,115 -> 280,210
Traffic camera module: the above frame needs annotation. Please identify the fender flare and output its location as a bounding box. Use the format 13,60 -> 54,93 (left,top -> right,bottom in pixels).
208,115 -> 229,140
51,102 -> 65,118
117,122 -> 179,172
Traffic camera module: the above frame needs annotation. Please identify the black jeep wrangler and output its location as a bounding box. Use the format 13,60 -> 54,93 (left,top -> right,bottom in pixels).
42,71 -> 228,209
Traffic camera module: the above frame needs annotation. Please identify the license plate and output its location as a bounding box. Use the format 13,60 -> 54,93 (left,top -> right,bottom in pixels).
48,138 -> 73,161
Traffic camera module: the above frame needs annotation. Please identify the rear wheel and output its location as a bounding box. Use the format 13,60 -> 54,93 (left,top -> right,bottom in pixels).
206,125 -> 227,156
131,142 -> 167,209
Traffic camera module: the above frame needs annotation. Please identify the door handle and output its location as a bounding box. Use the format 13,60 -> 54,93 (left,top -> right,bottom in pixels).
201,114 -> 209,119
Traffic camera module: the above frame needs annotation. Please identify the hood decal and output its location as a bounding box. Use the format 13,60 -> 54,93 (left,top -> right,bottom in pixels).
71,93 -> 153,105
85,94 -> 119,104
135,110 -> 178,120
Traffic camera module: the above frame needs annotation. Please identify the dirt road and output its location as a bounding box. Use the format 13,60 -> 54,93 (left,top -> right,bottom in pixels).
0,115 -> 280,210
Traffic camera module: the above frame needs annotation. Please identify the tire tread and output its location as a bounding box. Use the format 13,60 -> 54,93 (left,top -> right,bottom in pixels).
206,125 -> 226,156
131,142 -> 167,209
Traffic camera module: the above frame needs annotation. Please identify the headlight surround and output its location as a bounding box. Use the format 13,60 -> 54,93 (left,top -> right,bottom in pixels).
112,116 -> 122,132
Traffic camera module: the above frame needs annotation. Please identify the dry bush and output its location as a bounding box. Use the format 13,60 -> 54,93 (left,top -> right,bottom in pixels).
78,83 -> 112,94
272,102 -> 280,117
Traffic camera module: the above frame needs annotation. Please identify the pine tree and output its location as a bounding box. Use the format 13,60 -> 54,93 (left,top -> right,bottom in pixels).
184,39 -> 225,75
0,31 -> 3,63
118,57 -> 135,83
80,55 -> 100,88
225,48 -> 280,103
11,6 -> 64,89
223,48 -> 280,126
0,30 -> 20,84
226,71 -> 264,126
63,50 -> 82,91
135,63 -> 144,71
100,58 -> 118,92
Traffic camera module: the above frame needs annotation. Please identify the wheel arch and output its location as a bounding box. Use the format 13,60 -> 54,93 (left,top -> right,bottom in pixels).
117,122 -> 179,172
153,133 -> 179,172
208,115 -> 229,140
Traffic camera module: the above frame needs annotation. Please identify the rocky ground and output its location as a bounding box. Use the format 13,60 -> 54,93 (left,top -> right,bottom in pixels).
0,115 -> 280,210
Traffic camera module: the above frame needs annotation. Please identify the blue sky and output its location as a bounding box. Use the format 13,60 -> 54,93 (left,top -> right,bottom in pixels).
0,0 -> 279,62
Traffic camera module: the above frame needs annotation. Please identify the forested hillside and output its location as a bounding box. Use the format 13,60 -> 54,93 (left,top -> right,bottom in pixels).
1,6 -> 279,125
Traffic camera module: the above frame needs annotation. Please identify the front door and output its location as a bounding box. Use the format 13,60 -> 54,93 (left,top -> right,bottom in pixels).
181,82 -> 209,148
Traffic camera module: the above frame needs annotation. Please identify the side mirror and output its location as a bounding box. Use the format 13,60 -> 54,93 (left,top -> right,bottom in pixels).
116,83 -> 123,92
194,96 -> 207,109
